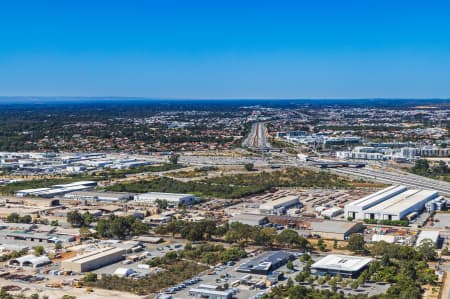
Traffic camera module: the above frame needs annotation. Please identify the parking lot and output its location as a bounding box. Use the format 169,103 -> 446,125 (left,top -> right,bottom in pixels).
170,255 -> 266,299
159,251 -> 390,299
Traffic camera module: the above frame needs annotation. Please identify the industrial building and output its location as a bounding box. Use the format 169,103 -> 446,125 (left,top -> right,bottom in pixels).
15,181 -> 97,198
9,255 -> 51,268
310,220 -> 364,240
259,196 -> 301,215
134,192 -> 197,206
229,213 -> 268,227
237,251 -> 295,275
64,191 -> 134,203
311,254 -> 372,278
114,267 -> 136,277
188,288 -> 233,299
416,230 -> 440,247
61,247 -> 126,272
344,185 -> 439,221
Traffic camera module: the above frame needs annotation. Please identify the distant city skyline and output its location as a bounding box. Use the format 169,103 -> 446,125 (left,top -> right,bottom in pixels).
1,0 -> 450,98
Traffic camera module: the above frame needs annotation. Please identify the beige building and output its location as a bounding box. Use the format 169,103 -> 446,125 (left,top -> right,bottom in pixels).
310,220 -> 364,240
61,247 -> 126,272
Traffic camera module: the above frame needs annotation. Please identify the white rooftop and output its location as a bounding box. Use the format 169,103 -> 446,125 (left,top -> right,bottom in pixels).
416,230 -> 440,247
366,189 -> 438,214
137,192 -> 194,198
312,254 -> 372,272
260,195 -> 299,210
346,185 -> 407,210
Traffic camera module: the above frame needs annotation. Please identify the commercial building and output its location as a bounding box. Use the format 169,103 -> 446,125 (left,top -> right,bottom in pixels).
344,185 -> 439,221
237,251 -> 295,275
134,192 -> 196,206
311,254 -> 372,278
61,247 -> 126,272
64,191 -> 134,203
310,220 -> 364,241
229,213 -> 268,227
259,196 -> 301,215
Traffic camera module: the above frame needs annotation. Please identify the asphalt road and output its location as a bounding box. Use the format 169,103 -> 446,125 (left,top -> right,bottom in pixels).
330,166 -> 450,196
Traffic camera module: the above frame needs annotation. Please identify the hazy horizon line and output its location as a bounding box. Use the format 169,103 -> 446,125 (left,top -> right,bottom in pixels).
0,96 -> 449,101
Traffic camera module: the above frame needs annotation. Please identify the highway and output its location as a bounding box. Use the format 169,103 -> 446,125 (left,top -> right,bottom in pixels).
243,122 -> 271,149
330,166 -> 450,196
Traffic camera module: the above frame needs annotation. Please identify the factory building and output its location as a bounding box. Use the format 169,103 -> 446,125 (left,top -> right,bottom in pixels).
237,251 -> 295,275
64,191 -> 134,203
310,220 -> 364,241
134,192 -> 196,206
229,213 -> 268,227
61,247 -> 126,272
311,254 -> 372,278
259,196 -> 301,215
344,185 -> 439,221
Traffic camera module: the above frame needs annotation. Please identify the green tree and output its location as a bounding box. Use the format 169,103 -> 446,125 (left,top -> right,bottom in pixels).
33,245 -> 45,256
155,199 -> 168,210
83,272 -> 98,282
67,210 -> 84,228
244,163 -> 254,171
417,239 -> 437,261
20,215 -> 32,223
347,233 -> 365,252
169,154 -> 180,165
254,227 -> 276,247
276,229 -> 309,249
286,260 -> 294,270
6,212 -> 20,223
317,239 -> 327,251
82,212 -> 95,227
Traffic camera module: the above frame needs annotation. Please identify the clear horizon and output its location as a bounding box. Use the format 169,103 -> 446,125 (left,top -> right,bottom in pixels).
1,0 -> 450,98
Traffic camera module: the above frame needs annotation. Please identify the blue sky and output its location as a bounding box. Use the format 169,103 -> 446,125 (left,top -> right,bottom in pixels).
1,0 -> 450,98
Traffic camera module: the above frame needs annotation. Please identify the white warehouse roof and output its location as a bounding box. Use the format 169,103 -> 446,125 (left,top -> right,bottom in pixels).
114,267 -> 135,277
345,185 -> 439,220
416,230 -> 440,247
312,254 -> 372,272
366,189 -> 438,215
134,192 -> 196,203
260,196 -> 300,211
345,185 -> 407,211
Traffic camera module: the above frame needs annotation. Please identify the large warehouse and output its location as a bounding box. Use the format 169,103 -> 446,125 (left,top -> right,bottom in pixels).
61,247 -> 126,272
259,196 -> 301,215
311,254 -> 372,278
344,185 -> 439,221
310,220 -> 364,240
64,191 -> 134,203
229,213 -> 268,226
134,192 -> 196,206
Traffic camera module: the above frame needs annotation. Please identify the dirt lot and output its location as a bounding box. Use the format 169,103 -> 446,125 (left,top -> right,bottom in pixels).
0,278 -> 146,299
